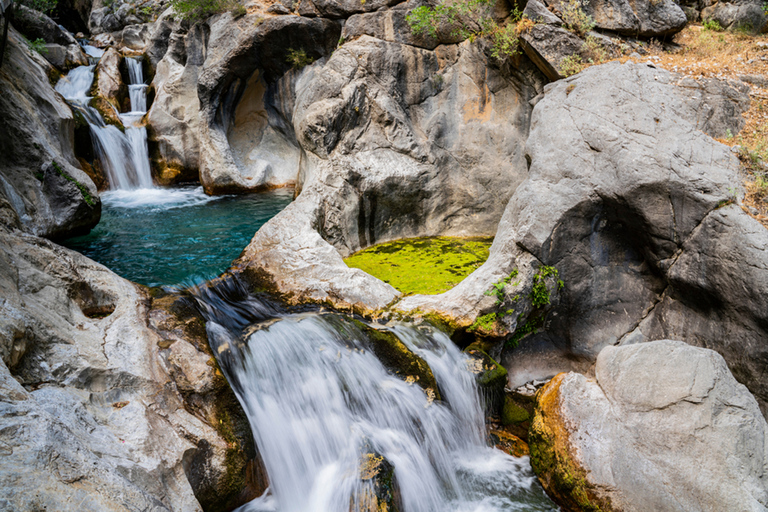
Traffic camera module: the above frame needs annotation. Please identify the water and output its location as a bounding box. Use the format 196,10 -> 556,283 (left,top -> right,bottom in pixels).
194,284 -> 557,512
61,187 -> 293,287
56,57 -> 153,190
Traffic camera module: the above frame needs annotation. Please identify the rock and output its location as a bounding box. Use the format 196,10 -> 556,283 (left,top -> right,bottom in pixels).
547,0 -> 687,37
308,0 -> 400,18
520,23 -> 590,80
0,227 -> 265,510
342,0 -> 466,50
465,344 -> 507,415
529,340 -> 768,511
267,3 -> 291,14
488,429 -> 529,457
119,23 -> 152,50
89,6 -> 122,35
197,14 -> 341,194
234,37 -> 545,311
95,48 -> 127,111
354,452 -> 401,512
522,0 -> 563,25
348,318 -> 440,397
11,4 -> 78,45
0,27 -> 100,240
42,42 -> 90,69
701,0 -> 768,32
148,292 -> 268,511
0,230 -> 199,511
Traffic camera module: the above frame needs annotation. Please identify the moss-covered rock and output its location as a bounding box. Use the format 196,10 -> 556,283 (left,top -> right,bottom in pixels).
89,96 -> 125,131
464,343 -> 507,416
528,374 -> 615,512
488,429 -> 529,458
349,318 -> 441,400
344,236 -> 492,295
353,451 -> 401,512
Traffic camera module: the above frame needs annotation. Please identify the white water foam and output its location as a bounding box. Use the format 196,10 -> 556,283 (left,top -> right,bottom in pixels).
102,186 -> 220,210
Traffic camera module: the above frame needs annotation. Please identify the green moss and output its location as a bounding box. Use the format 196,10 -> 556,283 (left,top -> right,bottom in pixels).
501,395 -> 530,425
51,161 -> 96,206
344,236 -> 492,295
468,312 -> 499,333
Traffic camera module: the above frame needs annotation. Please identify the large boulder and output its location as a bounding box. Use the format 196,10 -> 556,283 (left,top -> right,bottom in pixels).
0,226 -> 264,511
545,0 -> 687,37
529,340 -> 768,511
95,47 -> 126,111
234,36 -> 545,311
146,12 -> 206,184
12,4 -> 79,45
0,27 -> 100,240
701,0 -> 768,32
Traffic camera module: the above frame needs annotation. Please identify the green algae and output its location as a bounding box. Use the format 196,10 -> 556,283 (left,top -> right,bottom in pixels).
344,236 -> 493,295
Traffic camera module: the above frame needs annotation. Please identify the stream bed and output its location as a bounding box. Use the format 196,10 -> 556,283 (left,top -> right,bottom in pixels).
62,186 -> 293,287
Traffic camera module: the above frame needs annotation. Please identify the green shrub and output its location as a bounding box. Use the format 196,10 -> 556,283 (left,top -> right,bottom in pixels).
559,54 -> 584,76
702,19 -> 724,31
286,48 -> 314,69
561,0 -> 595,37
18,0 -> 57,14
27,38 -> 48,55
170,0 -> 238,22
406,0 -> 526,60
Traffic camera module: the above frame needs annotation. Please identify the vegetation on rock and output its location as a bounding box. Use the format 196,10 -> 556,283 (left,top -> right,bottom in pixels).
344,236 -> 492,295
406,0 -> 531,60
529,374 -> 615,512
170,0 -> 244,22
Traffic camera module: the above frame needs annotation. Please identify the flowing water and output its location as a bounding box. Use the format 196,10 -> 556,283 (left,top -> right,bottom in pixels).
55,56 -> 152,189
194,284 -> 558,512
61,186 -> 293,287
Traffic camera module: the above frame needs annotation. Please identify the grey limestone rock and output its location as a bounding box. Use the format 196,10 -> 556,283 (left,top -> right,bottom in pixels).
536,340 -> 768,511
95,47 -> 127,110
546,0 -> 687,37
701,0 -> 768,32
0,27 -> 100,240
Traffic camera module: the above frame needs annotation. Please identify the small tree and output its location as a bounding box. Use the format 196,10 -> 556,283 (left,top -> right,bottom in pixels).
406,0 -> 528,60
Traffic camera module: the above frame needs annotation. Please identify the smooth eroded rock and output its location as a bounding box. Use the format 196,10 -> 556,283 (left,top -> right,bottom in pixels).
529,340 -> 768,512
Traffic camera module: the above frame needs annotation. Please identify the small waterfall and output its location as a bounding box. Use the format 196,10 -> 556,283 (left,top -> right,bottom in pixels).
56,56 -> 153,190
193,283 -> 556,512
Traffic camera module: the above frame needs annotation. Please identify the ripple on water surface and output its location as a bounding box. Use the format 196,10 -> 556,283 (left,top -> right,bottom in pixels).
62,186 -> 293,287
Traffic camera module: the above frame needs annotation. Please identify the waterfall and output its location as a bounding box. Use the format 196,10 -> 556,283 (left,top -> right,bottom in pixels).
56,56 -> 153,190
193,282 -> 556,512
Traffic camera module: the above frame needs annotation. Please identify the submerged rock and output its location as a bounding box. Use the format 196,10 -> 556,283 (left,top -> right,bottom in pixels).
529,340 -> 768,511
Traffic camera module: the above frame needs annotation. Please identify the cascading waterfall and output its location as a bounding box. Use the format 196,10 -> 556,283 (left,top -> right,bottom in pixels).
194,283 -> 556,512
55,55 -> 152,189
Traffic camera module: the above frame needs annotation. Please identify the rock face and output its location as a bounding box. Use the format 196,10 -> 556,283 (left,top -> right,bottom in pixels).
545,0 -> 687,37
197,14 -> 341,194
0,226 -> 263,511
529,340 -> 768,512
395,61 -> 768,418
0,27 -> 100,240
234,36 -> 545,311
